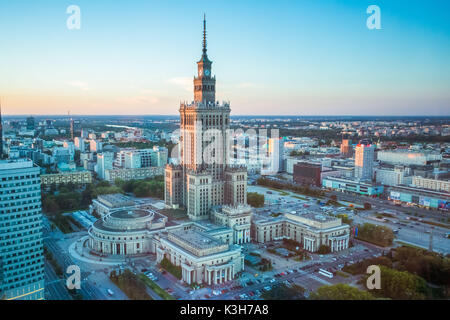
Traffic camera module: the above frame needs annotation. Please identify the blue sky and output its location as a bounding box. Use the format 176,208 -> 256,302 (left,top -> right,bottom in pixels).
0,0 -> 449,115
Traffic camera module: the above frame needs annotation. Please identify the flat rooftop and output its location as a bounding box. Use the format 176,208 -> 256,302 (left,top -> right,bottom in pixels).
169,229 -> 223,251
97,193 -> 135,207
0,159 -> 34,170
111,209 -> 151,219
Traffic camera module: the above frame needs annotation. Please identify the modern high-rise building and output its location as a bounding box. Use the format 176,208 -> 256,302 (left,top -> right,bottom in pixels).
340,138 -> 353,158
0,159 -> 45,300
96,152 -> 114,180
70,119 -> 81,141
354,139 -> 375,181
267,137 -> 284,173
165,17 -> 248,221
26,116 -> 35,131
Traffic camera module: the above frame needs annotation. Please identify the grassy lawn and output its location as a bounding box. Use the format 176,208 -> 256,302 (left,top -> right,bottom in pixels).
394,240 -> 426,250
138,274 -> 175,300
160,208 -> 188,220
336,271 -> 350,278
292,195 -> 308,201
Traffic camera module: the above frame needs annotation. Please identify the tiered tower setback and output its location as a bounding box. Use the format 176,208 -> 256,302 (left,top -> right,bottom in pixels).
165,17 -> 248,221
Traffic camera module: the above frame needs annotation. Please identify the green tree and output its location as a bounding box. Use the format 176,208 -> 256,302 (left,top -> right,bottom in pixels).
317,245 -> 331,254
368,266 -> 428,300
311,284 -> 375,300
356,223 -> 394,247
247,192 -> 265,208
261,284 -> 305,300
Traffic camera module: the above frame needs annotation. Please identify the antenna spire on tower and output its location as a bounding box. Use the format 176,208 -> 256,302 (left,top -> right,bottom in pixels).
203,14 -> 207,55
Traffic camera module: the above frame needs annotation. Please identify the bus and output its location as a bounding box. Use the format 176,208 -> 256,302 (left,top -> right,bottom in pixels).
318,269 -> 334,278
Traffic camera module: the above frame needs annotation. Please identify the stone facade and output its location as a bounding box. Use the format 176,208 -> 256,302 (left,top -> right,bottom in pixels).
252,211 -> 350,253
164,17 -> 248,221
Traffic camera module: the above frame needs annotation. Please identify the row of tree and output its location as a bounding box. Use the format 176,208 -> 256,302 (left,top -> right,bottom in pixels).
356,223 -> 394,247
340,246 -> 450,299
247,192 -> 265,208
115,176 -> 164,199
257,177 -> 324,198
109,269 -> 151,300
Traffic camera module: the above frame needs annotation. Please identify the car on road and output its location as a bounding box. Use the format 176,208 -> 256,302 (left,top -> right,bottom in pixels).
263,286 -> 271,291
270,278 -> 276,283
107,289 -> 114,296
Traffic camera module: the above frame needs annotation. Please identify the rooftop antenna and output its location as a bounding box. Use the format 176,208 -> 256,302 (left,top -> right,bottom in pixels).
202,13 -> 207,55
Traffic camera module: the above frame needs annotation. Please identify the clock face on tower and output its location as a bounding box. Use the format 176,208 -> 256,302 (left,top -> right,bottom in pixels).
199,69 -> 203,77
204,69 -> 210,76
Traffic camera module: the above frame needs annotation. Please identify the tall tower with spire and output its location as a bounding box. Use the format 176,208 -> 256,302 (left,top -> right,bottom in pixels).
193,15 -> 216,104
165,16 -> 248,222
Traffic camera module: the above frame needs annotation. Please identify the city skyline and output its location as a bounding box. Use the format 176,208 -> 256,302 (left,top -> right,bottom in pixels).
1,0 -> 449,116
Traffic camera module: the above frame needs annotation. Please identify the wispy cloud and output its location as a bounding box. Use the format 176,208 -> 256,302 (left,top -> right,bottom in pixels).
237,82 -> 257,88
117,89 -> 160,106
167,77 -> 192,92
66,81 -> 89,91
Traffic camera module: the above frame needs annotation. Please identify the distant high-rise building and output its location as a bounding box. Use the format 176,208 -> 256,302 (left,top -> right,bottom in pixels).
340,138 -> 353,158
267,137 -> 284,173
354,139 -> 375,181
124,151 -> 142,169
26,116 -> 35,130
81,129 -> 89,139
0,159 -> 45,300
70,119 -> 81,140
96,152 -> 114,180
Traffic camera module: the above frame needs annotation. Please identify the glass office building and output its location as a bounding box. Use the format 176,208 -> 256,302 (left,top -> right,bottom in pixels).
0,159 -> 45,300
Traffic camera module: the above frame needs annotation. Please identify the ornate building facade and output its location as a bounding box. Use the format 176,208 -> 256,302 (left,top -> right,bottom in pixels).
165,17 -> 248,223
